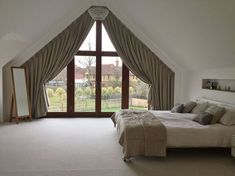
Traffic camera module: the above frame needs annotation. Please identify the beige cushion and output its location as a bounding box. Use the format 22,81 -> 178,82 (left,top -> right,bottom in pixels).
183,101 -> 197,113
191,102 -> 209,114
219,108 -> 235,126
205,105 -> 225,124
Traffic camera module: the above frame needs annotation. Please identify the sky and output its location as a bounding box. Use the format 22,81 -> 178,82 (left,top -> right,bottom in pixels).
75,22 -> 122,67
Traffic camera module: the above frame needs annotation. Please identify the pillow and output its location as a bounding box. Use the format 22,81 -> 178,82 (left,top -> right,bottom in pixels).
205,105 -> 225,124
183,101 -> 197,113
191,102 -> 209,114
171,104 -> 184,113
193,113 -> 213,125
219,108 -> 235,126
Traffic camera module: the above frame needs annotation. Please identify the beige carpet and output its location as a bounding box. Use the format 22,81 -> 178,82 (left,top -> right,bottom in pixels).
0,118 -> 234,176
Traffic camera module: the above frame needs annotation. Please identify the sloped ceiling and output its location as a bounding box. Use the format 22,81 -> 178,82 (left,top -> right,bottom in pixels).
0,0 -> 235,70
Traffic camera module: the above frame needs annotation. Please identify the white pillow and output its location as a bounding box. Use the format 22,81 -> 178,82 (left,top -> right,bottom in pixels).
219,108 -> 235,126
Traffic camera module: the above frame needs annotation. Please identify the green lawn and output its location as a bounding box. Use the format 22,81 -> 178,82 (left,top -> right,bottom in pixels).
48,97 -> 147,112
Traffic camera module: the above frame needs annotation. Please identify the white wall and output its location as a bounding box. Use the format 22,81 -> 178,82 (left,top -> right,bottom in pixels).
0,68 -> 3,122
0,35 -> 29,122
185,67 -> 235,105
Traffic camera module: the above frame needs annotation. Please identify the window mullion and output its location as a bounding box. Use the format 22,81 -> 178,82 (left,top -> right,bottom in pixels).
122,64 -> 129,109
67,59 -> 75,113
96,21 -> 102,112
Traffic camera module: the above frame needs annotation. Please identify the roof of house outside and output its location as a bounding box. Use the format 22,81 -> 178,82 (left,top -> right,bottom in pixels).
74,64 -> 134,80
75,66 -> 86,80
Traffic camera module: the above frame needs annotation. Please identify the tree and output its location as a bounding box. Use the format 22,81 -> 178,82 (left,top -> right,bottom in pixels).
47,88 -> 54,98
135,80 -> 149,99
106,87 -> 114,98
114,87 -> 121,94
112,79 -> 121,88
102,87 -> 108,99
129,87 -> 135,95
77,41 -> 95,83
55,87 -> 66,111
75,87 -> 83,97
91,88 -> 96,98
84,87 -> 92,97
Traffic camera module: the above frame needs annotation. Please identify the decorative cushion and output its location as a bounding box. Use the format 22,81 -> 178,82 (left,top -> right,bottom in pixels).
193,113 -> 213,125
205,105 -> 225,124
183,101 -> 197,113
191,102 -> 209,114
171,104 -> 184,113
219,108 -> 235,126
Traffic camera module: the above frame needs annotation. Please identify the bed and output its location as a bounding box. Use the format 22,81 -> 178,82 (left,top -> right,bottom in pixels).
150,111 -> 235,147
111,98 -> 235,161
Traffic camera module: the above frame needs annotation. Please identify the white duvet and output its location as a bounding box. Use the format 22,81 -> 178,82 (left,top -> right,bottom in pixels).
150,111 -> 235,147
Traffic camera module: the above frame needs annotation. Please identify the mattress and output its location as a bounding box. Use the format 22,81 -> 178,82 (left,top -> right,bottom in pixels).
150,111 -> 235,148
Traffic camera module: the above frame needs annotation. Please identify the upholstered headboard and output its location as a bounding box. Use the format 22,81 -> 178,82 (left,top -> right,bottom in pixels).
196,97 -> 235,108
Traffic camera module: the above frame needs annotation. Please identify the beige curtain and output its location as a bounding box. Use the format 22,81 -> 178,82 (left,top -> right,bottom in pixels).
103,12 -> 174,110
24,11 -> 94,118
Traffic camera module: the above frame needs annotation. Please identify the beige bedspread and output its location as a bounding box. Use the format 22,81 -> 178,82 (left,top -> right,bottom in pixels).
111,110 -> 167,158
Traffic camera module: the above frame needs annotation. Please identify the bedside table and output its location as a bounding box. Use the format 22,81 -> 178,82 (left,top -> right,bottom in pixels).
232,135 -> 235,157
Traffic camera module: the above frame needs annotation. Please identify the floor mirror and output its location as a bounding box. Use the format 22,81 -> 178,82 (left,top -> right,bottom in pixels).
10,67 -> 32,123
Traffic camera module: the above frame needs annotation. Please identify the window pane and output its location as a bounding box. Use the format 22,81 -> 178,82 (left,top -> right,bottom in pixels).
46,68 -> 67,112
79,23 -> 96,51
129,72 -> 148,110
102,24 -> 116,51
101,57 -> 122,112
74,56 -> 96,112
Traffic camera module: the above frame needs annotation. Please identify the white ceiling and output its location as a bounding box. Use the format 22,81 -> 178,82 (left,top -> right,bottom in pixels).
0,0 -> 235,70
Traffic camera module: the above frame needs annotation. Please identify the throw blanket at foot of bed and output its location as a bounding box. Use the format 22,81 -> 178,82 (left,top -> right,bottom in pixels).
111,110 -> 167,158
